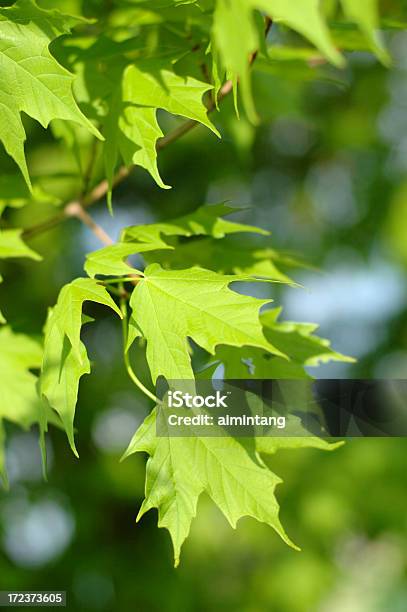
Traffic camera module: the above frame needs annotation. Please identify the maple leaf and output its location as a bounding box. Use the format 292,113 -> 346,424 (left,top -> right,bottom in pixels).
123,407 -> 298,566
212,0 -> 260,121
203,310 -> 352,454
84,241 -> 169,279
146,236 -> 299,285
122,295 -> 351,564
0,0 -> 101,186
0,173 -> 58,216
40,278 -> 122,455
0,229 -> 41,323
85,205 -> 269,279
211,307 -> 354,380
128,264 -> 285,382
122,203 -> 268,244
0,327 -> 60,487
261,309 -> 355,368
264,0 -> 344,65
104,59 -> 219,205
340,0 -> 389,64
0,229 -> 41,261
212,0 -> 343,120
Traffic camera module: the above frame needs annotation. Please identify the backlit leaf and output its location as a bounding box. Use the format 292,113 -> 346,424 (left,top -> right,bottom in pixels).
40,278 -> 122,454
104,59 -> 219,204
0,327 -> 58,486
0,230 -> 41,261
340,0 -> 390,64
123,406 -> 297,566
122,203 -> 268,243
0,0 -> 101,185
128,264 -> 285,382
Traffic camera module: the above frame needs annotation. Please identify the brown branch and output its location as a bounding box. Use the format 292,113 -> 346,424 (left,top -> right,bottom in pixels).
22,17 -> 273,243
65,202 -> 114,246
23,166 -> 132,240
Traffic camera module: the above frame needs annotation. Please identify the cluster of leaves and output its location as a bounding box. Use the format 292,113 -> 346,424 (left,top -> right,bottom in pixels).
0,0 -> 394,194
42,203 -> 352,564
2,203 -> 352,562
0,0 -> 396,562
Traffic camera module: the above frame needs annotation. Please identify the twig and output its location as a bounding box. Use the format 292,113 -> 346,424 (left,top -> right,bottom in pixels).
65,202 -> 114,246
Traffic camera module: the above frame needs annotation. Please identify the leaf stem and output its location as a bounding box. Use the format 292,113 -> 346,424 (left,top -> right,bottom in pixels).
120,297 -> 158,404
101,276 -> 144,285
105,284 -> 127,298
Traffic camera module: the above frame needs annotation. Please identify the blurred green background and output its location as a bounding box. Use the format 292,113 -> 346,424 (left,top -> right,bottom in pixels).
1,11 -> 407,612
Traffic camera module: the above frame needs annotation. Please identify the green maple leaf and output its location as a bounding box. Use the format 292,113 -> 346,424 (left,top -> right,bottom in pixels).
213,344 -> 310,379
205,309 -> 351,452
243,394 -> 345,455
212,0 -> 261,121
122,60 -> 218,134
104,59 -> 219,204
0,0 -> 101,186
202,309 -> 350,455
40,278 -> 122,454
128,264 -> 285,382
256,423 -> 344,455
212,307 -> 354,380
105,98 -> 168,196
0,327 -> 59,487
212,0 -> 388,121
84,240 -> 170,278
0,229 -> 41,261
85,204 -> 269,279
212,0 -> 344,120
261,308 -> 355,367
0,229 -> 41,323
146,236 -> 299,284
123,407 -> 297,566
123,292 -> 350,564
0,174 -> 59,217
340,0 -> 390,64
122,203 -> 268,243
264,0 -> 344,64
122,205 -> 300,285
